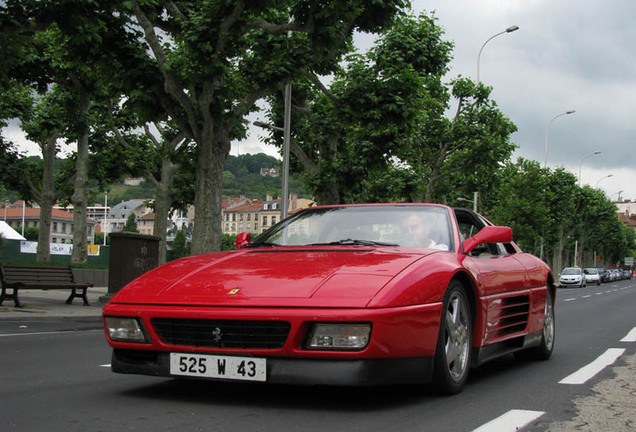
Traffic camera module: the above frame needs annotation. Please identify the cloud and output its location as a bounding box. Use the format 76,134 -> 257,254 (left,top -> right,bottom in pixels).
413,0 -> 636,200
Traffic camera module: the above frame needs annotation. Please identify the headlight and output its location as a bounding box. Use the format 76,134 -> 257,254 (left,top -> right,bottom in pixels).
104,316 -> 150,343
306,323 -> 371,351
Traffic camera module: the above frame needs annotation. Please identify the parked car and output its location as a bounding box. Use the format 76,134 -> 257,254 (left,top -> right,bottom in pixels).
601,269 -> 612,283
623,269 -> 632,280
584,268 -> 602,285
612,269 -> 623,281
103,204 -> 556,395
559,267 -> 586,288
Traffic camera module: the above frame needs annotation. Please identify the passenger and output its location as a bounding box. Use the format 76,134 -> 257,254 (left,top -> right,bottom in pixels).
401,213 -> 449,250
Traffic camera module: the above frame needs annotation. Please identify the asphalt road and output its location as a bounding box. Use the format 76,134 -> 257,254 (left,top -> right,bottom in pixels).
1,279 -> 634,432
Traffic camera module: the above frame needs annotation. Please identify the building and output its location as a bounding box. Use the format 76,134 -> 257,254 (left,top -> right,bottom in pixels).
2,205 -> 96,245
138,212 -> 155,236
222,200 -> 264,235
260,168 -> 279,177
104,199 -> 153,234
221,193 -> 314,236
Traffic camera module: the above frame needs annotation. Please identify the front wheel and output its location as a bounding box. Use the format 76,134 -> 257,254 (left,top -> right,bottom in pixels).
516,288 -> 555,361
431,281 -> 472,395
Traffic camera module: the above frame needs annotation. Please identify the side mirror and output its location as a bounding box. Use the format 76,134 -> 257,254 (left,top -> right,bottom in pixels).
234,232 -> 251,249
462,226 -> 512,255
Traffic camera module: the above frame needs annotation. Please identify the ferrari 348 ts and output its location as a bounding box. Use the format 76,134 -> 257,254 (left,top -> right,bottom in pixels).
103,203 -> 556,394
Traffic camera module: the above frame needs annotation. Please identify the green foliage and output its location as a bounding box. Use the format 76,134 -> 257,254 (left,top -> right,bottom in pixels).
221,233 -> 237,252
94,231 -> 108,246
23,226 -> 38,240
171,229 -> 189,259
122,213 -> 138,233
487,159 -> 548,255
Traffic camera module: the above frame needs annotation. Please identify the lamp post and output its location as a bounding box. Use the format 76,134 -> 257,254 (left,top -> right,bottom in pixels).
103,192 -> 108,246
477,25 -> 519,84
457,192 -> 478,212
253,120 -> 290,221
578,150 -> 602,187
282,83 -> 292,220
543,110 -> 575,169
595,174 -> 613,188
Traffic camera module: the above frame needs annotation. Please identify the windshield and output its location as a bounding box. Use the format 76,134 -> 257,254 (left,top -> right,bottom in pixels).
247,205 -> 453,250
562,268 -> 581,275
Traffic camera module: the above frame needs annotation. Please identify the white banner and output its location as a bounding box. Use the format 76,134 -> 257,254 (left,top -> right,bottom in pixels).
19,241 -> 37,254
20,241 -> 74,255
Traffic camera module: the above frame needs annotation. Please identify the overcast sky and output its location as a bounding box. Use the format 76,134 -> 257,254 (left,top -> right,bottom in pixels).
243,0 -> 636,202
402,0 -> 636,202
7,1 -> 635,201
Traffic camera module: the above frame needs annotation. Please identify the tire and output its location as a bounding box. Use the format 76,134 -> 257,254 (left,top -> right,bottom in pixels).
516,288 -> 555,361
431,281 -> 472,395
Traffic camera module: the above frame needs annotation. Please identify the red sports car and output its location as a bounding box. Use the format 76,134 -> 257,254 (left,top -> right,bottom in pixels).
103,203 -> 556,394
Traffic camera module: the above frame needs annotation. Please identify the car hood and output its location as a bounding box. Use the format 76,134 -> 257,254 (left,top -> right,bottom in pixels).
109,247 -> 436,308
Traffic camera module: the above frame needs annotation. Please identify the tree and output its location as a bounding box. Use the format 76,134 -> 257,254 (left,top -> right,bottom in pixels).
123,214 -> 139,233
19,85 -> 78,262
171,229 -> 189,260
111,118 -> 193,266
487,159 -> 549,256
263,13 -> 516,205
125,0 -> 407,254
2,1 -> 148,263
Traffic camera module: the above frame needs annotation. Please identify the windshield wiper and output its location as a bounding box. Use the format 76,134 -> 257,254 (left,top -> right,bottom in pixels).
310,239 -> 399,247
243,241 -> 280,248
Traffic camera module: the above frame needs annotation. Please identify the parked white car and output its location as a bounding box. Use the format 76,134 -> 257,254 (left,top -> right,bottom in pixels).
559,267 -> 586,288
584,268 -> 602,285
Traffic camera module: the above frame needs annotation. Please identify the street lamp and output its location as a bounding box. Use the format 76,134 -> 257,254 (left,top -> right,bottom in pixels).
578,150 -> 602,187
253,119 -> 290,220
543,110 -> 576,168
595,174 -> 613,188
477,25 -> 519,84
457,192 -> 479,212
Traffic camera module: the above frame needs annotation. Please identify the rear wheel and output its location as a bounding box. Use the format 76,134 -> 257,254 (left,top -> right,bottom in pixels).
431,281 -> 472,395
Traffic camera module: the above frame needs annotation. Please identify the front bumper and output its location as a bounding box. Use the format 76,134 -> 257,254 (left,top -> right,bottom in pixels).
559,279 -> 583,287
111,349 -> 434,386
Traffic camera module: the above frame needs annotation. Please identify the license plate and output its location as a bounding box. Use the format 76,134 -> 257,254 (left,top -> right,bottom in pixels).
170,353 -> 266,382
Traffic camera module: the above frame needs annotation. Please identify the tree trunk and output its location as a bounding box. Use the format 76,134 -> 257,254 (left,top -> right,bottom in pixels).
71,92 -> 90,264
153,157 -> 177,265
315,184 -> 340,205
36,135 -> 58,263
551,227 -> 565,272
190,127 -> 229,255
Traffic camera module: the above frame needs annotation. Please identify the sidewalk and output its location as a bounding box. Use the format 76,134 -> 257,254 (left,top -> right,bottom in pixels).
0,287 -> 634,431
0,287 -> 107,320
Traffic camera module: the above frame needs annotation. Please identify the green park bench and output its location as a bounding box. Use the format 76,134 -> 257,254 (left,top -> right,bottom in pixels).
0,263 -> 93,308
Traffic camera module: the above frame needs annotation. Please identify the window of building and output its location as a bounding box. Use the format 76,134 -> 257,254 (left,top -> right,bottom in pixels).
262,216 -> 268,226
52,222 -> 58,232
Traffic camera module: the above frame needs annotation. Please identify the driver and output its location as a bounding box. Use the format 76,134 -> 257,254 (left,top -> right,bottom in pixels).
401,213 -> 449,250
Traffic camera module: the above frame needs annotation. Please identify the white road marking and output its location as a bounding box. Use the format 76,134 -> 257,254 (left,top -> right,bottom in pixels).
563,298 -> 576,302
471,410 -> 544,432
559,348 -> 625,385
0,329 -> 102,337
582,295 -> 591,299
100,364 -> 111,368
620,328 -> 636,343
